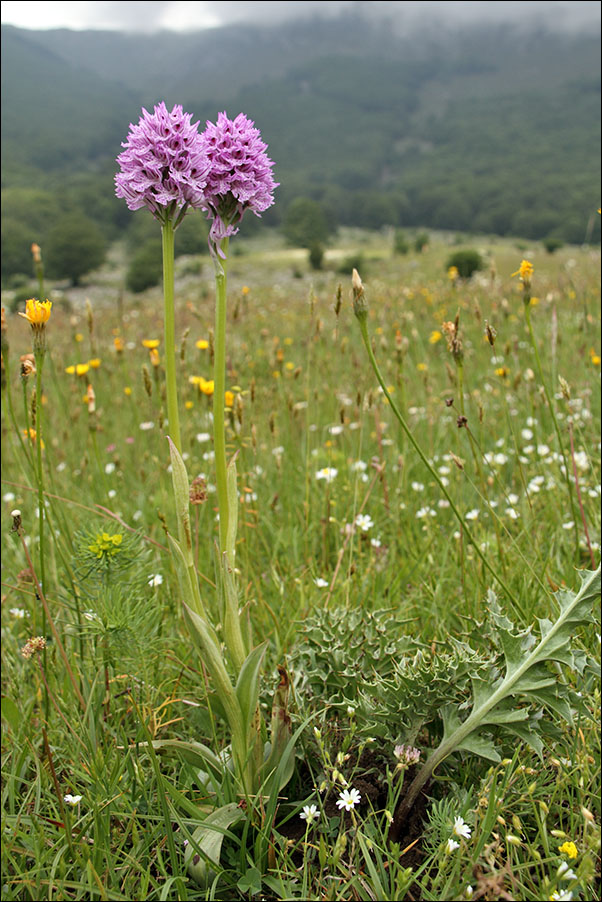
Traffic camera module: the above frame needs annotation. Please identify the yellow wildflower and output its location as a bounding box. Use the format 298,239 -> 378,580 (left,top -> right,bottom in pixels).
511,260 -> 534,283
142,339 -> 160,349
149,348 -> 160,367
495,367 -> 509,378
448,265 -> 459,281
88,358 -> 101,368
124,386 -> 132,396
285,361 -> 295,371
199,378 -> 214,396
30,243 -> 42,264
590,348 -> 601,366
284,337 -> 293,346
75,333 -> 84,343
18,298 -> 52,327
429,330 -> 443,344
529,296 -> 540,306
241,285 -> 250,295
558,841 -> 578,859
113,337 -> 124,352
185,400 -> 194,410
417,362 -> 428,372
195,339 -> 209,350
66,363 -> 90,376
224,390 -> 235,407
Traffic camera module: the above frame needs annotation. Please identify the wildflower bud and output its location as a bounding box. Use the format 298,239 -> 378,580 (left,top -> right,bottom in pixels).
11,509 -> 22,532
31,243 -> 42,264
581,807 -> 595,823
313,727 -> 321,741
456,415 -> 468,429
351,269 -> 368,321
86,384 -> 96,415
512,815 -> 522,833
506,834 -> 522,846
538,800 -> 549,814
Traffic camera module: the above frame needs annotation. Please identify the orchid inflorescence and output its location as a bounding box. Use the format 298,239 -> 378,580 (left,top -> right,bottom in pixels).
115,103 -> 277,251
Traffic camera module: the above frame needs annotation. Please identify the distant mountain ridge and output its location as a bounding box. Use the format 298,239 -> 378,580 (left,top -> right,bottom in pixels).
1,13 -> 600,246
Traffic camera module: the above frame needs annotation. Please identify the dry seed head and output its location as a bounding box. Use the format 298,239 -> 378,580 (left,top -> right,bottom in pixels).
189,475 -> 207,505
142,365 -> 152,397
1,307 -> 7,354
180,327 -> 190,362
21,636 -> 47,659
558,375 -> 571,400
334,283 -> 343,317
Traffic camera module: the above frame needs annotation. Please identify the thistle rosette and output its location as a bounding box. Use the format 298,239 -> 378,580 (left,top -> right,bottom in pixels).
199,111 -> 278,253
115,102 -> 209,226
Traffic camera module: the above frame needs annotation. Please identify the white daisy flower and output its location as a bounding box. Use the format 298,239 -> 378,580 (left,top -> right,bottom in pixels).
300,804 -> 319,823
336,788 -> 361,811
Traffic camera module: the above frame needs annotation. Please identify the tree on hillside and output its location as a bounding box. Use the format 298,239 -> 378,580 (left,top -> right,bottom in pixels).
283,197 -> 330,248
45,214 -> 106,285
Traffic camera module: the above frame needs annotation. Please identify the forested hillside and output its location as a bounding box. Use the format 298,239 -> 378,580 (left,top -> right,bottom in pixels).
1,12 -> 600,282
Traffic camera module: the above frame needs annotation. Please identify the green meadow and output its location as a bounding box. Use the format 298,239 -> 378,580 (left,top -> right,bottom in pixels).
1,229 -> 601,901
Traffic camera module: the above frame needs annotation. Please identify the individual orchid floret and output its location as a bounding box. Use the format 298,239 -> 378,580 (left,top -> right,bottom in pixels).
115,102 -> 209,225
199,111 -> 278,251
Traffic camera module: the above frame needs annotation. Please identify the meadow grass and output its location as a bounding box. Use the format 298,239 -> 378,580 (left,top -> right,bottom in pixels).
1,230 -> 600,901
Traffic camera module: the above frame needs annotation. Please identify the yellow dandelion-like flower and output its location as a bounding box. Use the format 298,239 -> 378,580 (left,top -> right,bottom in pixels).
76,363 -> 90,376
199,378 -> 214,396
558,841 -> 578,859
114,336 -> 124,352
495,366 -> 509,378
18,298 -> 52,327
447,265 -> 459,281
511,260 -> 534,283
149,348 -> 160,367
195,339 -> 209,350
589,348 -> 601,366
429,330 -> 443,344
417,362 -> 428,372
142,339 -> 160,349
185,400 -> 194,410
74,332 -> 84,343
124,386 -> 132,396
224,390 -> 235,407
88,358 -> 101,369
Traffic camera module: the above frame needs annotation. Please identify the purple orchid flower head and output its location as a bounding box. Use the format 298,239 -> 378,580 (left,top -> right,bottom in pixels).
199,111 -> 278,254
115,102 -> 209,227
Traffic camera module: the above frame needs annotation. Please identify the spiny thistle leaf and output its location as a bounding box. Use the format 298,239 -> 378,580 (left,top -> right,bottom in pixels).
397,567 -> 600,822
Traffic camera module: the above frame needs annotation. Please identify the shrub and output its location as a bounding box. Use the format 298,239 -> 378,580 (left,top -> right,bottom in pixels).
126,239 -> 162,293
445,248 -> 484,279
308,243 -> 324,270
393,230 -> 409,255
45,213 -> 106,285
414,231 -> 430,253
543,237 -> 564,254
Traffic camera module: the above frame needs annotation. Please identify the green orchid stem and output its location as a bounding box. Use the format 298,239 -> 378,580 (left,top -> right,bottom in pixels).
213,237 -> 230,553
161,220 -> 182,454
355,313 -> 519,612
397,565 -> 601,823
523,301 -> 579,559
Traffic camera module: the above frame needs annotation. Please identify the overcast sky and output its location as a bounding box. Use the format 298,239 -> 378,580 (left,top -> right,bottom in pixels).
1,0 -> 600,32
